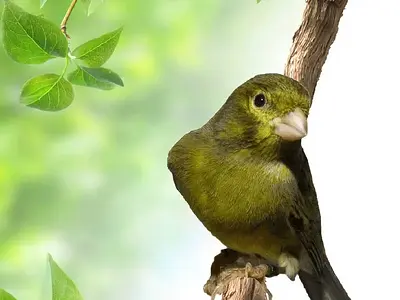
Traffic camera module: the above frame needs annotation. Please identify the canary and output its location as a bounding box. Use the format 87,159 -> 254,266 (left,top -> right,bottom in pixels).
168,74 -> 350,300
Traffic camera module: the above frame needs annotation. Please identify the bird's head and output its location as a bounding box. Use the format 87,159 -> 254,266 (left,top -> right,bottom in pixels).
209,73 -> 311,152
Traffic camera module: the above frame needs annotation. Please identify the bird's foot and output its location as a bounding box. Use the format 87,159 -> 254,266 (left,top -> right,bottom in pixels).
278,253 -> 299,281
264,265 -> 280,278
244,262 -> 270,280
204,262 -> 271,297
204,249 -> 278,297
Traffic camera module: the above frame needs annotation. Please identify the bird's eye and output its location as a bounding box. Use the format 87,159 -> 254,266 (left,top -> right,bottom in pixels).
253,94 -> 266,108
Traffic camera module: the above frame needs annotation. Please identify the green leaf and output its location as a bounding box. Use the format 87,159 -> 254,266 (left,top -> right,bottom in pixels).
81,0 -> 91,15
68,66 -> 124,90
257,0 -> 262,3
40,0 -> 48,8
72,27 -> 123,67
20,74 -> 74,111
48,254 -> 84,300
81,0 -> 103,16
0,289 -> 17,300
1,1 -> 68,64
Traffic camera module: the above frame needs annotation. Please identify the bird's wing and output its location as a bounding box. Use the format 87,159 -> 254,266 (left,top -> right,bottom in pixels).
281,144 -> 325,275
288,203 -> 325,275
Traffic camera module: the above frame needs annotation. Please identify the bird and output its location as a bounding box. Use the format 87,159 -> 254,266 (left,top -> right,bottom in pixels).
167,73 -> 350,300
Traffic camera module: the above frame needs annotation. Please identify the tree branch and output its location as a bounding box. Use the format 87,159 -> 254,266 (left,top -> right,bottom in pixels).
60,0 -> 78,38
203,250 -> 273,300
204,0 -> 348,299
284,0 -> 349,100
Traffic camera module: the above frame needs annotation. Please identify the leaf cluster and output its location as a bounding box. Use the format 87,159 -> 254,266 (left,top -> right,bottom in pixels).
1,1 -> 124,111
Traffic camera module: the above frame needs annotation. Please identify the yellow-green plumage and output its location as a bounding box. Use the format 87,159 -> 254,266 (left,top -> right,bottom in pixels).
168,74 -> 350,300
170,133 -> 299,258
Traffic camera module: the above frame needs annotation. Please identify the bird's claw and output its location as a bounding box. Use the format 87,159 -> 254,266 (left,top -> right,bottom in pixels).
244,262 -> 270,280
265,265 -> 280,278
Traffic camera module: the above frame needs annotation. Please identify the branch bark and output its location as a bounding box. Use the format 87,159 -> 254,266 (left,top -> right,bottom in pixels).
205,0 -> 348,299
203,250 -> 273,300
284,0 -> 349,100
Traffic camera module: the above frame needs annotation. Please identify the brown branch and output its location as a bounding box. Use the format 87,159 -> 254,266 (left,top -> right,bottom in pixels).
284,0 -> 349,100
219,277 -> 270,300
204,250 -> 273,300
204,0 -> 348,299
60,0 -> 78,38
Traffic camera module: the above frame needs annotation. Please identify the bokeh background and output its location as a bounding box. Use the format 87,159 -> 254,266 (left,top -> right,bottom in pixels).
1,0 -> 400,299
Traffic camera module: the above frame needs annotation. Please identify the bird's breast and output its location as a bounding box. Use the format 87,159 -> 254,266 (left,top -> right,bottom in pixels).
180,151 -> 298,231
169,140 -> 302,261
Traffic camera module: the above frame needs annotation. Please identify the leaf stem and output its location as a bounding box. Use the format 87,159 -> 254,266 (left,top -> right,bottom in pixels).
61,56 -> 70,77
60,0 -> 78,38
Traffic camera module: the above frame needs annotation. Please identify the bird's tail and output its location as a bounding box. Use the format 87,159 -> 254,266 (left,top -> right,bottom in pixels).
299,257 -> 350,300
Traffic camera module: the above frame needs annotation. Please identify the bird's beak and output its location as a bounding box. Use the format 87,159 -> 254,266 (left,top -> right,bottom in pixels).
272,108 -> 308,141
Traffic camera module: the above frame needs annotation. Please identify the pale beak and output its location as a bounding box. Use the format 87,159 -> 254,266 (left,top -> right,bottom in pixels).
272,108 -> 308,141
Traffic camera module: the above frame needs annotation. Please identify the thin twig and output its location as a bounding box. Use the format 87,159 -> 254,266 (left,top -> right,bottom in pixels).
60,0 -> 78,38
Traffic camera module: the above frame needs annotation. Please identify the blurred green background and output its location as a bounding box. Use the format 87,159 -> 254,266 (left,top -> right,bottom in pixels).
0,0 -> 306,299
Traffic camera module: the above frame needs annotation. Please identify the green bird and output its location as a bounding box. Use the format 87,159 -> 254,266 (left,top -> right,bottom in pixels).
167,73 -> 350,300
